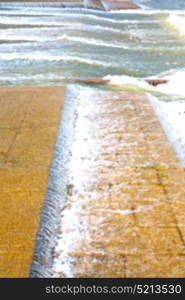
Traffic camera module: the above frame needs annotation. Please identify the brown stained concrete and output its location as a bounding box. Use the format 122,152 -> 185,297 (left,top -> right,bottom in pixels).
0,86 -> 65,277
51,91 -> 185,278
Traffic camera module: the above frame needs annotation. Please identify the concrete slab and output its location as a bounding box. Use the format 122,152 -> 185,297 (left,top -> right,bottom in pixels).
48,90 -> 185,278
0,86 -> 65,277
0,87 -> 185,278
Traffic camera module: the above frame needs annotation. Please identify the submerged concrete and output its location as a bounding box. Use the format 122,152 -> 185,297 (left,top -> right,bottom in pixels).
0,86 -> 185,278
48,89 -> 185,278
0,86 -> 65,277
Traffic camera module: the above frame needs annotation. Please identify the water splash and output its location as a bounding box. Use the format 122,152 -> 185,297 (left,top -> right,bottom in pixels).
30,86 -> 76,277
104,70 -> 185,98
148,93 -> 185,167
84,0 -> 92,8
166,13 -> 185,37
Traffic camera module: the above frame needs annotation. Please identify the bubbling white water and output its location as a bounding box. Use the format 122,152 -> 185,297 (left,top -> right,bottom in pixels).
84,0 -> 92,8
148,93 -> 185,167
104,72 -> 185,167
166,13 -> 185,36
104,69 -> 185,98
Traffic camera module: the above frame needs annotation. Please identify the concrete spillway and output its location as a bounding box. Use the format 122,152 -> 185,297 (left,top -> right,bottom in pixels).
30,86 -> 185,278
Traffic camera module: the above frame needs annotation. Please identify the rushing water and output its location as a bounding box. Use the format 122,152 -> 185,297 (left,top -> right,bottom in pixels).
0,1 -> 185,86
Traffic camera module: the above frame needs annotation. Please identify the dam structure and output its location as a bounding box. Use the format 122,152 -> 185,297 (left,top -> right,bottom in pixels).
30,86 -> 185,278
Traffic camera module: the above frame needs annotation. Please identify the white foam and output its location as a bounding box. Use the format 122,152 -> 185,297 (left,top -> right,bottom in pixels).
156,70 -> 185,97
59,22 -> 124,34
0,7 -> 107,17
104,74 -> 153,90
0,52 -> 113,67
57,34 -> 127,48
166,13 -> 185,36
148,93 -> 185,167
0,33 -> 54,42
104,73 -> 185,167
0,73 -> 66,81
104,70 -> 185,97
0,12 -> 157,27
52,203 -> 87,277
0,10 -> 60,16
0,16 -> 62,26
47,12 -> 157,24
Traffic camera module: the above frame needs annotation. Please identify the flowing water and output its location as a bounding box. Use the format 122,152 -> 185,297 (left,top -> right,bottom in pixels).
1,1 -> 185,277
0,1 -> 185,86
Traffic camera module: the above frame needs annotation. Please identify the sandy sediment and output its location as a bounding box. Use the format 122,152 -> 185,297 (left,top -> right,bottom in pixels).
0,86 -> 65,278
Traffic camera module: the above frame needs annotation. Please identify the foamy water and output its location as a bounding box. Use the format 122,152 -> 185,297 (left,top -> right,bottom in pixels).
1,52 -> 114,67
1,6 -> 185,83
167,14 -> 185,36
104,70 -> 185,165
104,70 -> 185,98
148,94 -> 185,167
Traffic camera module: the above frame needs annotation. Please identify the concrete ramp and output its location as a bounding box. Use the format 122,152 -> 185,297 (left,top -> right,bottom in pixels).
30,87 -> 185,278
0,86 -> 65,277
0,86 -> 184,278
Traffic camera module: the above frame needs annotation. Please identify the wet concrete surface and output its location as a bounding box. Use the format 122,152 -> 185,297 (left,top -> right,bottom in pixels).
0,86 -> 185,278
50,88 -> 185,278
0,86 -> 65,277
